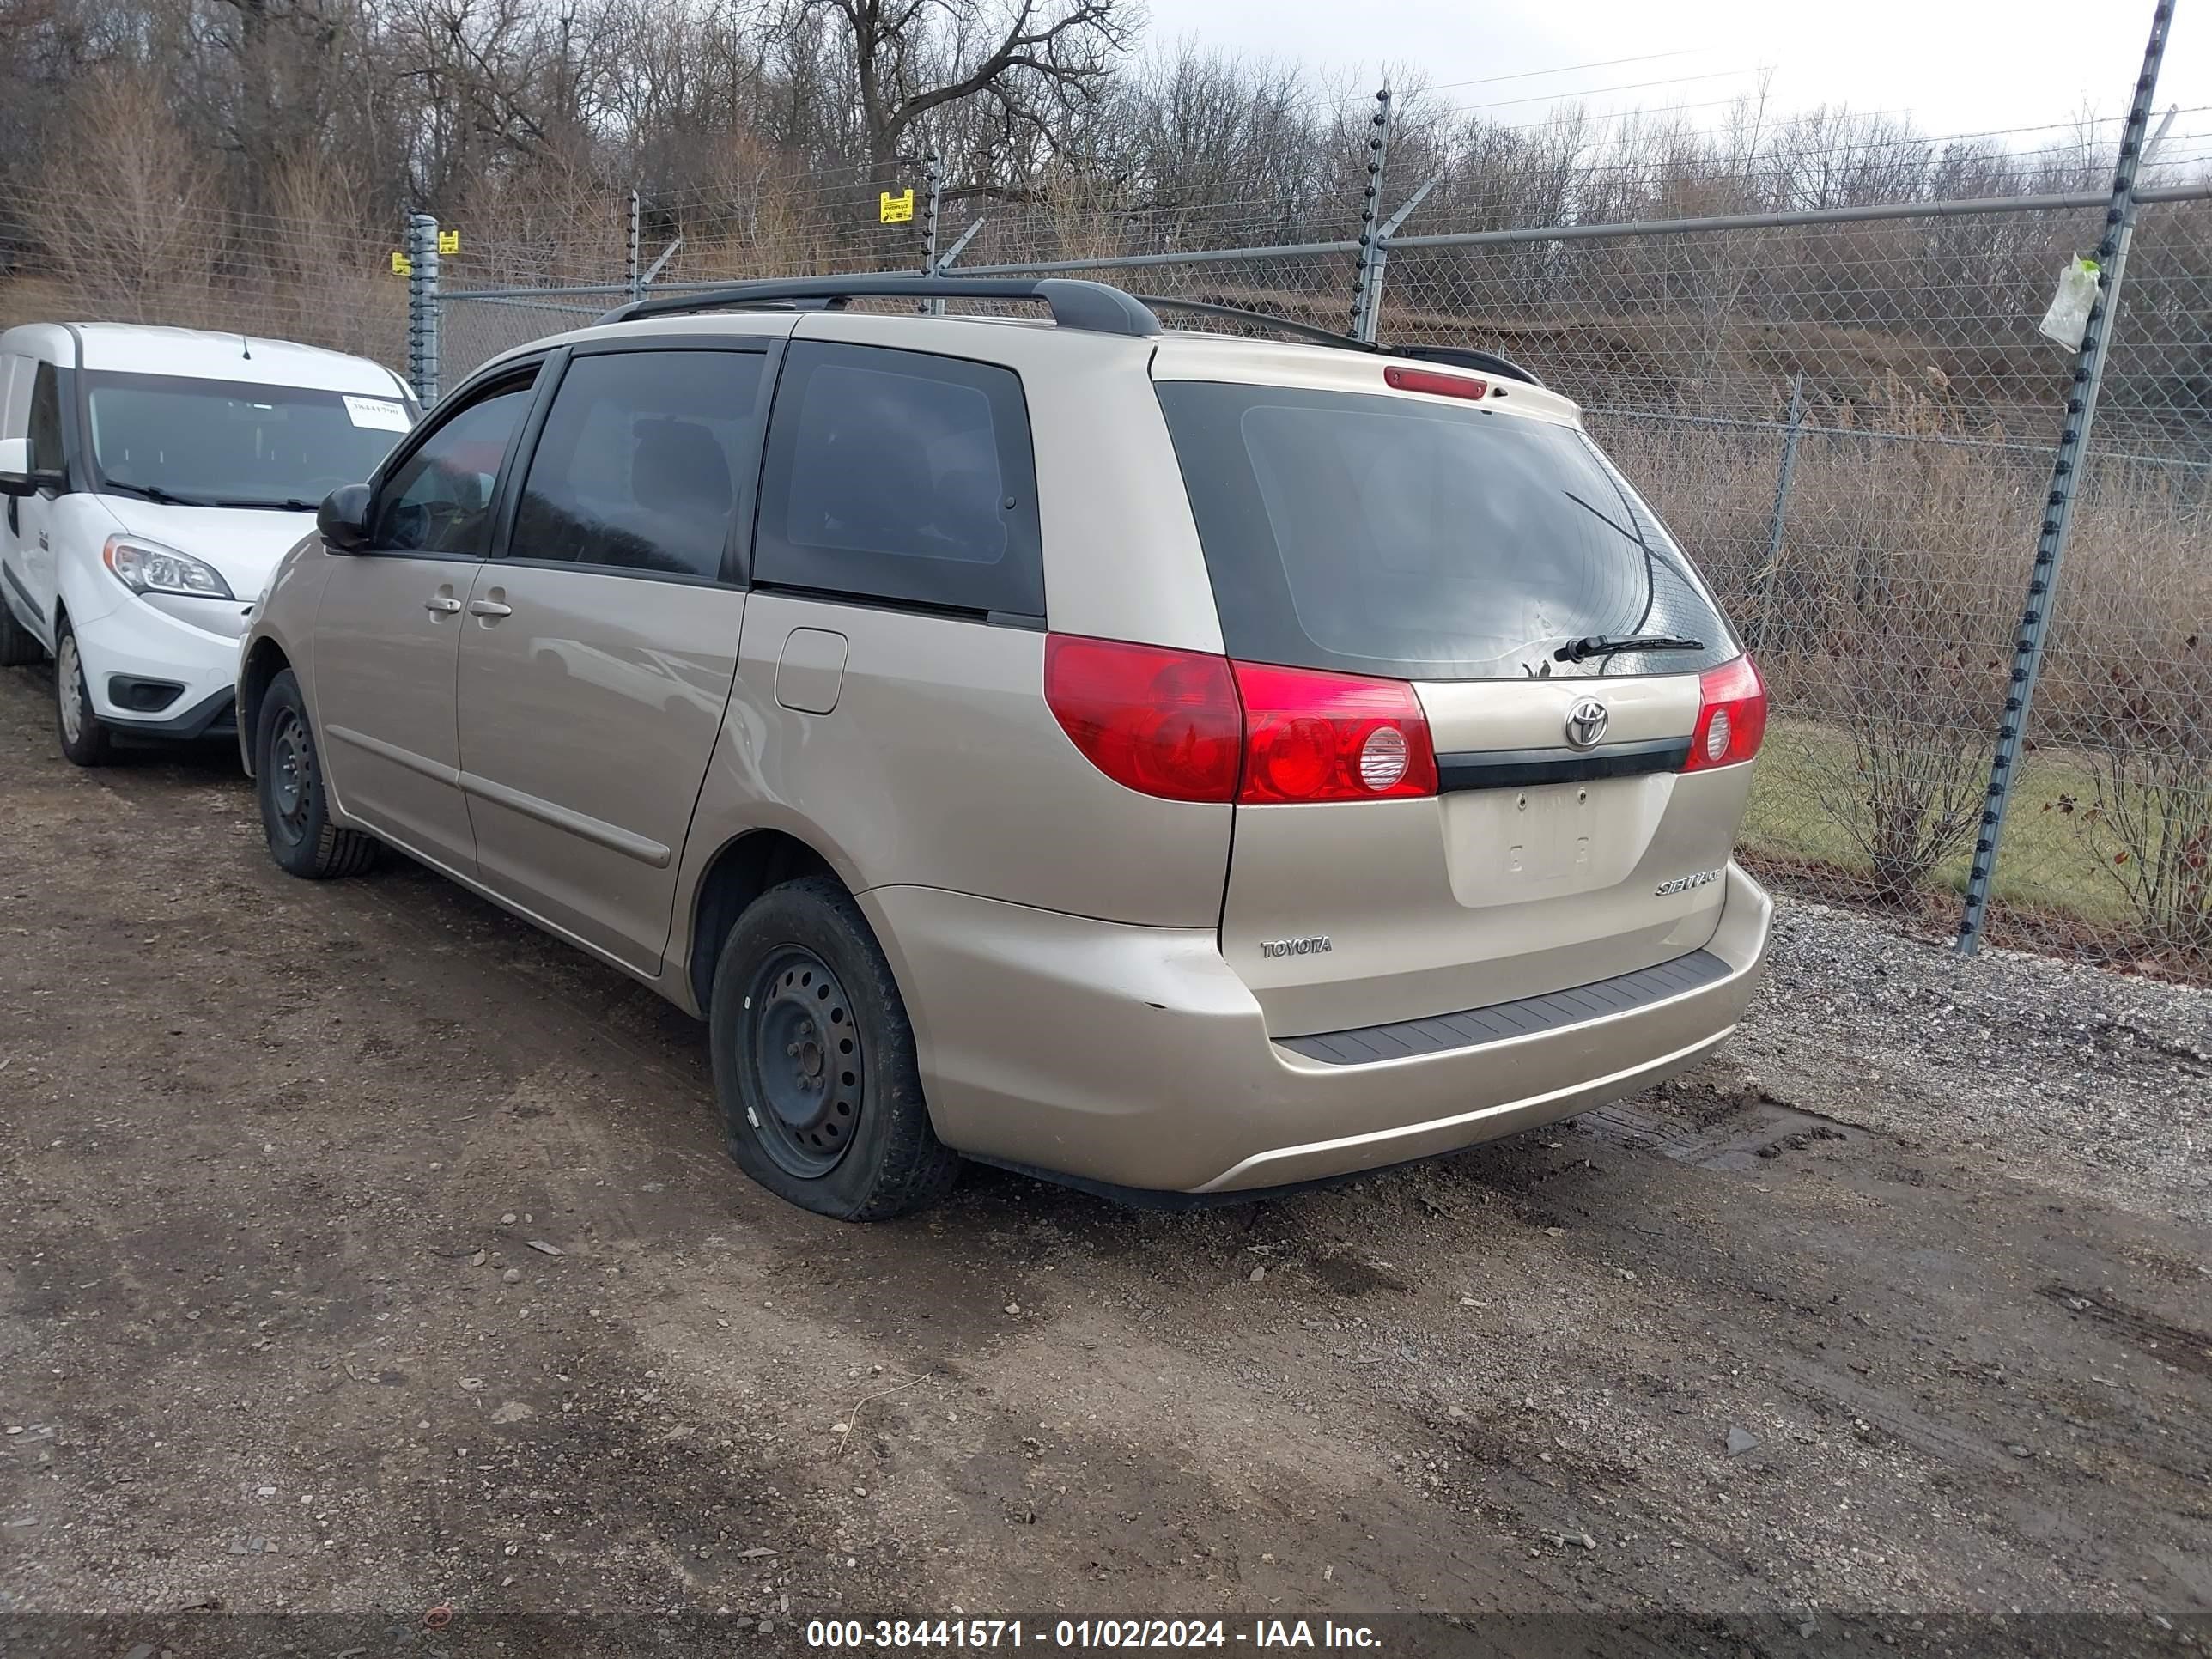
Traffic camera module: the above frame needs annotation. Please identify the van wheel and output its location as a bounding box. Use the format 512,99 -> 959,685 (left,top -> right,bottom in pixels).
710,876 -> 959,1221
53,618 -> 112,767
0,595 -> 40,667
254,668 -> 380,878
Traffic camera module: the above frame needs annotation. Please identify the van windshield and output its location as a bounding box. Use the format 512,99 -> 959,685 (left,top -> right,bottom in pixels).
84,371 -> 415,509
1155,380 -> 1735,681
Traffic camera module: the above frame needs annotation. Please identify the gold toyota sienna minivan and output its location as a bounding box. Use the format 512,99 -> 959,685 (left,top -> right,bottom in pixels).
238,276 -> 1774,1220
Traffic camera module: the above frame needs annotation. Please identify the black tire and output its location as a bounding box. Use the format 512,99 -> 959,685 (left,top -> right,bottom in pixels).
253,667 -> 380,879
710,875 -> 959,1220
52,616 -> 112,767
0,592 -> 40,667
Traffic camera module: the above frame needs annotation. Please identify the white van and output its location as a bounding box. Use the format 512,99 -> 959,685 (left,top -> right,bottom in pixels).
0,323 -> 417,763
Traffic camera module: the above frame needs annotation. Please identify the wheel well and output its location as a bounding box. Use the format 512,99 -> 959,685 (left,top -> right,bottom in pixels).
237,640 -> 291,775
688,830 -> 837,1010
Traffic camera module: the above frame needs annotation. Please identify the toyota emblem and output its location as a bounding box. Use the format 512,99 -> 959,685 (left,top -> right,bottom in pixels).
1564,697 -> 1610,749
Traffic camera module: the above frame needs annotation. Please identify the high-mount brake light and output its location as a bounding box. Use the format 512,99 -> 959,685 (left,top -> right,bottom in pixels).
1383,364 -> 1488,401
1684,655 -> 1768,771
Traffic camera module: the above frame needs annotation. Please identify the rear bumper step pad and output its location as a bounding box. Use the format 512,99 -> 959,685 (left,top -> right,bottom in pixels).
1278,948 -> 1733,1066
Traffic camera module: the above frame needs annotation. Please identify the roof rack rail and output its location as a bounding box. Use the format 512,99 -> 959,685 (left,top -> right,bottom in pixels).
595,275 -> 1162,337
1132,295 -> 1376,351
593,274 -> 1548,389
1130,294 -> 1546,388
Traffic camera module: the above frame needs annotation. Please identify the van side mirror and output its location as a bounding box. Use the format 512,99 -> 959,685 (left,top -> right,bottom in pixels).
0,437 -> 57,498
318,483 -> 374,552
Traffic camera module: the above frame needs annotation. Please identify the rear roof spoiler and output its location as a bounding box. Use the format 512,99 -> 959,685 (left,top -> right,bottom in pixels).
1132,296 -> 1546,387
593,275 -> 1545,388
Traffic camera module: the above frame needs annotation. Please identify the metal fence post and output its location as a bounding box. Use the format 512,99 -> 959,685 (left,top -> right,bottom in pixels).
405,212 -> 440,406
921,153 -> 942,275
626,189 -> 641,304
1956,0 -> 2173,957
921,153 -> 943,314
1347,88 -> 1391,340
1358,177 -> 1438,345
1752,371 -> 1806,653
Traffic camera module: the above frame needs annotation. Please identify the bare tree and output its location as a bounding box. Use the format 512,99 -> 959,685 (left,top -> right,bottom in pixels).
36,67 -> 226,325
779,0 -> 1136,187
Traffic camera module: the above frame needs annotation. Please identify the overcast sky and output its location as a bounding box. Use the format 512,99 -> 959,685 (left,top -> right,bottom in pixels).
1139,0 -> 2206,164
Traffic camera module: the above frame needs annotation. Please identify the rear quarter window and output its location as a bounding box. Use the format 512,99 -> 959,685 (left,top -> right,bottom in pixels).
755,341 -> 1043,617
1157,380 -> 1735,682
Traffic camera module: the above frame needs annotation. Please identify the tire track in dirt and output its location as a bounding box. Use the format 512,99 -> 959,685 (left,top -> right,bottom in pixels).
6,667 -> 2212,1632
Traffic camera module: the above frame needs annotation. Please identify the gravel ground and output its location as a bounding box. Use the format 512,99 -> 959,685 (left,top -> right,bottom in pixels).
0,662 -> 2208,1656
1734,902 -> 2212,1223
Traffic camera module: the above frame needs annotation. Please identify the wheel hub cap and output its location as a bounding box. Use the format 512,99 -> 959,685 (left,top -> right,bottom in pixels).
58,640 -> 82,744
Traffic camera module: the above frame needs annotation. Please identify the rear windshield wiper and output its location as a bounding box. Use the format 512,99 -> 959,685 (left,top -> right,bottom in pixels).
1553,634 -> 1706,664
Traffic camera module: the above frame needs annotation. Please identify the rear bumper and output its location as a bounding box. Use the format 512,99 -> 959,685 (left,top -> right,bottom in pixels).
862,862 -> 1773,1195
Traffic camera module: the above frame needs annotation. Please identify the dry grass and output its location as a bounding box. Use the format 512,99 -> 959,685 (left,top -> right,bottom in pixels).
1600,404 -> 2212,752
1745,716 -> 2125,921
4,173 -> 2205,963
1608,400 -> 2210,963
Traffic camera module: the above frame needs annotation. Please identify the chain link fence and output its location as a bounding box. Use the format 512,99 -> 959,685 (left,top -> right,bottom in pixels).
2,107 -> 2206,980
428,179 -> 2212,977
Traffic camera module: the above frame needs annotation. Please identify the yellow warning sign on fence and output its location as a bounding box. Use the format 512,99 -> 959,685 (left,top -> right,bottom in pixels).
391,231 -> 459,274
879,188 -> 915,224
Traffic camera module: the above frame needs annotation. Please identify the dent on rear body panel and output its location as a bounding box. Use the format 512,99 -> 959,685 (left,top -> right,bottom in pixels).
860,864 -> 1771,1193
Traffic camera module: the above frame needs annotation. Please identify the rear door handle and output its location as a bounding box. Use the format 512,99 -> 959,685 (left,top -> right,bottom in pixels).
467,599 -> 513,618
424,595 -> 463,614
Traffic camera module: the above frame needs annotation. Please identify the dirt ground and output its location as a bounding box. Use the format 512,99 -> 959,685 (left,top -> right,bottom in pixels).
2,662 -> 2208,1655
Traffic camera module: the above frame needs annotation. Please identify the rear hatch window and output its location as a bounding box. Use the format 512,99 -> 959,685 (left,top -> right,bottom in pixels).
1154,380 -> 1735,682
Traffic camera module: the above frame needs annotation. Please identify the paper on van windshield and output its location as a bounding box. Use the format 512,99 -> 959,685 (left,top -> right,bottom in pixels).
343,395 -> 410,432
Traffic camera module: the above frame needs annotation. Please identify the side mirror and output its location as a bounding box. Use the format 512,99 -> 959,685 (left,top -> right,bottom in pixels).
317,483 -> 374,552
0,437 -> 50,498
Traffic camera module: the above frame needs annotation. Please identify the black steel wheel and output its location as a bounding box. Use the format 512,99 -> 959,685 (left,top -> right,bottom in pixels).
742,945 -> 866,1179
710,875 -> 960,1220
265,702 -> 316,852
254,668 -> 380,879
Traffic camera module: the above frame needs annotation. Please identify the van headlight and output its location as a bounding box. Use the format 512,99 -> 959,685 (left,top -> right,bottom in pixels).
102,535 -> 236,600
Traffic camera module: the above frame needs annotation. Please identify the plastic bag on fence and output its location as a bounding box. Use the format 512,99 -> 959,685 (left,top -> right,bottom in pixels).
2039,255 -> 2101,349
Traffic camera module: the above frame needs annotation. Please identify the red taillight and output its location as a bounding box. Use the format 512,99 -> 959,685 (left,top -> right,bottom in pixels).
1044,635 -> 1242,802
1234,660 -> 1437,804
1384,364 -> 1487,401
1685,655 -> 1767,771
1045,636 -> 1438,805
